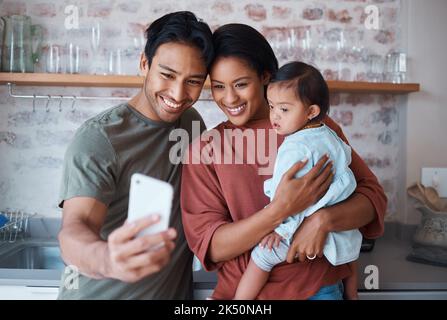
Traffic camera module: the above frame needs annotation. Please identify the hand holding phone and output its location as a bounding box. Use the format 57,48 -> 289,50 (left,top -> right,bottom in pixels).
127,173 -> 174,237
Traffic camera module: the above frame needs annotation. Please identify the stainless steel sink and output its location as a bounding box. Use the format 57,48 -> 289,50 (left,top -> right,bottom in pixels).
0,216 -> 65,270
0,243 -> 65,270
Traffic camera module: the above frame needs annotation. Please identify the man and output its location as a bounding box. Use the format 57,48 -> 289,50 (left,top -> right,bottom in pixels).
57,11 -> 213,299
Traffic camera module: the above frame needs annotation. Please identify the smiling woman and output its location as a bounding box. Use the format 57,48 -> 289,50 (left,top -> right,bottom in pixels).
181,23 -> 387,300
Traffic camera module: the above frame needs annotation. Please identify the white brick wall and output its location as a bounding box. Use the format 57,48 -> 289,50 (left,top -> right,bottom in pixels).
0,0 -> 403,221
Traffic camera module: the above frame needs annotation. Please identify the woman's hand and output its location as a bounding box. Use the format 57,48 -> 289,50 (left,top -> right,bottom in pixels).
271,155 -> 333,222
259,232 -> 283,251
286,209 -> 329,263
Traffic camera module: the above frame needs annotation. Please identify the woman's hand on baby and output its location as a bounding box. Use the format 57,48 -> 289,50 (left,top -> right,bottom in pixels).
259,232 -> 282,251
272,155 -> 333,221
285,210 -> 329,263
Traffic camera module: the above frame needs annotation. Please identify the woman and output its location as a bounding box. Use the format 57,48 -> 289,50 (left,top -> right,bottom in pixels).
181,24 -> 387,300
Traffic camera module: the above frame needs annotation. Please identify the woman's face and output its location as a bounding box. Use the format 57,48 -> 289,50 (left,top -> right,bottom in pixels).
210,56 -> 269,126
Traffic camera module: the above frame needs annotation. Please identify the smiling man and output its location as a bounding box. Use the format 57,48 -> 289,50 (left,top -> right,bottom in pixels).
57,11 -> 213,299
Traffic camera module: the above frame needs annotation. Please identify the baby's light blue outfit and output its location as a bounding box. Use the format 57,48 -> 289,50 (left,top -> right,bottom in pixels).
251,124 -> 362,272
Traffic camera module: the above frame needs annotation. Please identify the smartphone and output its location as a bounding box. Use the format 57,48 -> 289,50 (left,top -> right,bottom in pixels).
127,173 -> 174,237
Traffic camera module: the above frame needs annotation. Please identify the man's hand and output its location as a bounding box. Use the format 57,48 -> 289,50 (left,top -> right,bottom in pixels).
272,155 -> 333,222
286,209 -> 328,263
106,215 -> 177,283
259,232 -> 283,251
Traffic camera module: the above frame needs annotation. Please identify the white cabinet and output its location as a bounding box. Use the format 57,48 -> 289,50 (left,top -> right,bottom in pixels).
0,285 -> 59,300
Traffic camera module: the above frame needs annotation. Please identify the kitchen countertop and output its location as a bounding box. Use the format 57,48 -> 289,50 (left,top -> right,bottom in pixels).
357,230 -> 447,291
0,269 -> 61,287
1,223 -> 446,292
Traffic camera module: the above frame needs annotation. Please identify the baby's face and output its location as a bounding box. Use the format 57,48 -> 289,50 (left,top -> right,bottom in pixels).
267,84 -> 309,135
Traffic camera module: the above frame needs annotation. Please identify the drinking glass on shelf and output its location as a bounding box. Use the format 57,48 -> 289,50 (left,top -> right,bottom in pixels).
121,30 -> 145,75
338,67 -> 352,81
132,31 -> 145,54
345,30 -> 361,63
65,42 -> 81,74
267,31 -> 287,64
285,28 -> 298,60
316,28 -> 345,80
90,21 -> 101,74
46,44 -> 61,73
322,28 -> 344,62
366,54 -> 385,82
107,48 -> 123,75
385,52 -> 407,83
345,30 -> 369,81
123,46 -> 142,75
297,29 -> 315,64
334,30 -> 353,81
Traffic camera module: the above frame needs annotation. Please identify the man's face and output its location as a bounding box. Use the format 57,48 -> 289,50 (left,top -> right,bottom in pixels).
140,42 -> 207,123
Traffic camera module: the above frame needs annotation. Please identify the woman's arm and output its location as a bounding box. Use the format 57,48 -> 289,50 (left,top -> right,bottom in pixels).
181,141 -> 334,269
211,156 -> 337,263
321,193 -> 376,232
210,145 -> 328,262
285,193 -> 375,263
208,203 -> 282,263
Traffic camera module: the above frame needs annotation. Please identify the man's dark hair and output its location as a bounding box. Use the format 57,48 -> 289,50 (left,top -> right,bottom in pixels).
144,11 -> 214,71
270,61 -> 330,122
212,23 -> 278,91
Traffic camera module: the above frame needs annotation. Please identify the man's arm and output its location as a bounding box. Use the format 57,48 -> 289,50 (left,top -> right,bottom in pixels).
58,197 -> 177,283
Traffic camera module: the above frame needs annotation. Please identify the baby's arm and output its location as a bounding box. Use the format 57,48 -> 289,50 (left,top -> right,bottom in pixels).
259,231 -> 283,250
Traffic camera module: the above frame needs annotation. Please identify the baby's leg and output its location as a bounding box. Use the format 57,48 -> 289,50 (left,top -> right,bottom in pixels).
343,260 -> 359,300
234,258 -> 270,300
235,236 -> 289,300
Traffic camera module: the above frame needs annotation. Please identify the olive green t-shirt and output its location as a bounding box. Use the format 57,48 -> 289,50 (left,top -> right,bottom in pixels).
57,103 -> 205,299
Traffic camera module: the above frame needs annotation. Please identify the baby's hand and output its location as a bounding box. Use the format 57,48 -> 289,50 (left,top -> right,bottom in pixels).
260,232 -> 283,251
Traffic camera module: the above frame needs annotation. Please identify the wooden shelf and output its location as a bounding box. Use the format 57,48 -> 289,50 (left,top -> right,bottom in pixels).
328,80 -> 420,94
0,72 -> 420,94
0,72 -> 143,88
